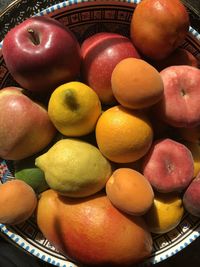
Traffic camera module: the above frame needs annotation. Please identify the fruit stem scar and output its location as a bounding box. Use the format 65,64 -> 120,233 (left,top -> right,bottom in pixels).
27,28 -> 40,45
181,88 -> 186,96
64,89 -> 79,111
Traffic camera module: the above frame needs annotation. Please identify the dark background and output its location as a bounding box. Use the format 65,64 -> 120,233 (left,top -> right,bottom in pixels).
0,0 -> 200,267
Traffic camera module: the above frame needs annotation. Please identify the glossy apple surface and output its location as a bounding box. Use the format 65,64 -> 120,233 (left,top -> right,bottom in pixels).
2,16 -> 81,95
81,32 -> 141,104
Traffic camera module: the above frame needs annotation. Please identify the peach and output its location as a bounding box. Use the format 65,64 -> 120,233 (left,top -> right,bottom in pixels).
142,138 -> 194,193
106,168 -> 154,216
0,180 -> 37,225
36,190 -> 153,266
153,65 -> 200,128
111,58 -> 164,109
183,172 -> 200,217
130,0 -> 190,60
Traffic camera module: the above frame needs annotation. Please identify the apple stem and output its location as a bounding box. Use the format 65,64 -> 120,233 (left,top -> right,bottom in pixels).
27,28 -> 40,45
64,89 -> 79,111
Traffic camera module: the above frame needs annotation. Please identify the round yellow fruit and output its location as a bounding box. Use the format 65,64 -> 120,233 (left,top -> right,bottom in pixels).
35,138 -> 112,198
95,105 -> 153,163
144,192 -> 184,234
48,81 -> 101,136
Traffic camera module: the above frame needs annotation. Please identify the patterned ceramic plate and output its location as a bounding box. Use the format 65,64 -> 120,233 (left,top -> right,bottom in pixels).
0,1 -> 200,266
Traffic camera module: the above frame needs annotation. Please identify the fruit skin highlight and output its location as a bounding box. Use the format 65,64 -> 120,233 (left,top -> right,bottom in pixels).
36,190 -> 153,267
48,81 -> 102,137
2,16 -> 81,95
35,139 -> 112,198
95,105 -> 153,163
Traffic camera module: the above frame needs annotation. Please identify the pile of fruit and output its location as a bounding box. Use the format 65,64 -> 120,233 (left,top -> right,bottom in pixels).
0,0 -> 200,266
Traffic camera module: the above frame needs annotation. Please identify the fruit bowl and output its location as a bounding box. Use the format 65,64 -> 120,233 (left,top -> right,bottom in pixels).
0,0 -> 200,266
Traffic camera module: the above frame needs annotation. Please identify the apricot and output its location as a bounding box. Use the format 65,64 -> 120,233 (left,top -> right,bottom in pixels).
111,58 -> 164,109
0,180 -> 37,225
106,168 -> 154,216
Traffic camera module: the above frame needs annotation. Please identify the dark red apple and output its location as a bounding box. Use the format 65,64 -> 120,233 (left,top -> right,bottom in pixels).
2,16 -> 81,95
81,32 -> 141,104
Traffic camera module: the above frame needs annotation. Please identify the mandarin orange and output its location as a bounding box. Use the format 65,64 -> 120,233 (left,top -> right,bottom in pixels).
95,105 -> 153,163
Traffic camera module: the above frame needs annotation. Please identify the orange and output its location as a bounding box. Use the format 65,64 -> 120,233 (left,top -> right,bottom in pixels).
95,105 -> 153,163
111,58 -> 164,109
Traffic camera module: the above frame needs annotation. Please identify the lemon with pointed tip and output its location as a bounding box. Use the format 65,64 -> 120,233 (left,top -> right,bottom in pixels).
35,139 -> 112,197
48,81 -> 101,136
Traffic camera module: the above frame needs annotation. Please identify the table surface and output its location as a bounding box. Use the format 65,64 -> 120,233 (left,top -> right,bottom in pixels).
0,1 -> 200,267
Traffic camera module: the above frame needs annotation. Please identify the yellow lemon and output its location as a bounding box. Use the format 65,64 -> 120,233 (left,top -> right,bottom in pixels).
35,139 -> 112,198
144,192 -> 184,234
48,81 -> 101,136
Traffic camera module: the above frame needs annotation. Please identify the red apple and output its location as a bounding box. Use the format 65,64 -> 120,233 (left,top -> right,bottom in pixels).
142,138 -> 194,193
81,32 -> 141,104
153,65 -> 200,128
130,0 -> 190,60
0,87 -> 57,160
2,16 -> 81,95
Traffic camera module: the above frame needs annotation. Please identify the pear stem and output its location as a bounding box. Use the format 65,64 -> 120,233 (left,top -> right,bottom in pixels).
64,89 -> 79,111
27,28 -> 40,45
